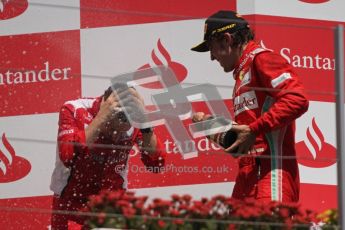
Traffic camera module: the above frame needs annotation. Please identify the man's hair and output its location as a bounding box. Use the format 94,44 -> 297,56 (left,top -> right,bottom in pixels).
231,28 -> 255,47
103,86 -> 113,100
213,27 -> 255,48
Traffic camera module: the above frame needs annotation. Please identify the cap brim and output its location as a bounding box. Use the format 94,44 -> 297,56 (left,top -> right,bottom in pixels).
191,40 -> 209,52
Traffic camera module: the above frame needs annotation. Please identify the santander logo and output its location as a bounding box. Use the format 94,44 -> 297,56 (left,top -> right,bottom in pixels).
0,0 -> 28,20
298,0 -> 330,3
135,39 -> 187,89
296,118 -> 336,168
0,133 -> 31,182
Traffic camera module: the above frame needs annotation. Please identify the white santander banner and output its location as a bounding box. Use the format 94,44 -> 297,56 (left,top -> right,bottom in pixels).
0,0 -> 343,229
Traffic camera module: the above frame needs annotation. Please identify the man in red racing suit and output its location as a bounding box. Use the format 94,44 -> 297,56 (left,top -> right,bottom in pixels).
229,41 -> 308,202
50,87 -> 165,229
191,10 -> 308,202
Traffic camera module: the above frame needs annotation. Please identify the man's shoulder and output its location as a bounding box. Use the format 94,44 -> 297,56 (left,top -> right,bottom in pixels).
62,97 -> 98,110
253,49 -> 290,70
58,97 -> 101,117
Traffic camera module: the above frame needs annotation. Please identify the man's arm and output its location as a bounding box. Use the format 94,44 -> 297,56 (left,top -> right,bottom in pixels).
57,104 -> 88,167
59,92 -> 124,167
85,94 -> 121,144
249,52 -> 309,134
121,88 -> 166,169
226,52 -> 309,154
138,130 -> 165,172
141,131 -> 158,153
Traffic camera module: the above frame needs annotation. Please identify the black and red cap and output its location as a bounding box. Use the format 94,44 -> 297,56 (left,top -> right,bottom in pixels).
191,10 -> 249,52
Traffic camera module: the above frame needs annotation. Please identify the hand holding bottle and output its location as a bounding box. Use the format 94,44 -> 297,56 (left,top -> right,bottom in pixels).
192,112 -> 240,156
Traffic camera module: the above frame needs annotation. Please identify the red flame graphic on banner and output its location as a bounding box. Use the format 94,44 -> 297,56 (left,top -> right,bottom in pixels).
298,0 -> 330,4
296,118 -> 336,168
0,0 -> 28,20
135,39 -> 187,89
0,133 -> 31,182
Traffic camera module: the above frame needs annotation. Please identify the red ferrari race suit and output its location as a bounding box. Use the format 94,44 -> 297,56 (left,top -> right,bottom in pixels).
50,96 -> 165,229
231,41 -> 309,202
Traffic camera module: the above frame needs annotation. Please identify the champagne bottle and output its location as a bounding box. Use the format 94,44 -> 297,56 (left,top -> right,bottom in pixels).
208,129 -> 238,149
204,117 -> 239,153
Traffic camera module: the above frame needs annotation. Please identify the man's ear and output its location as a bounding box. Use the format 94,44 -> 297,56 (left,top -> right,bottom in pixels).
223,33 -> 233,47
